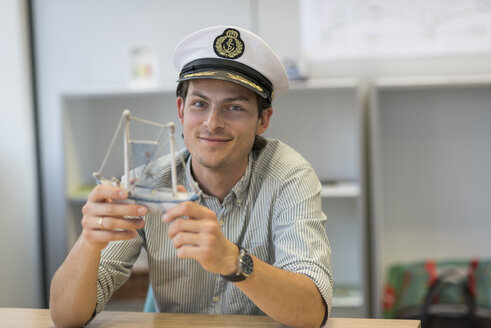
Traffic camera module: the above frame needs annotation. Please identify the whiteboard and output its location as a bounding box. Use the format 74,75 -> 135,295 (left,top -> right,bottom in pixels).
300,0 -> 491,60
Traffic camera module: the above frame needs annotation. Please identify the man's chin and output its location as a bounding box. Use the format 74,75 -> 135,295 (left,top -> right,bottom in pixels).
195,156 -> 226,170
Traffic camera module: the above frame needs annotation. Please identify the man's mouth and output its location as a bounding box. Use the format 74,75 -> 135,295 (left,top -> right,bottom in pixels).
198,136 -> 231,143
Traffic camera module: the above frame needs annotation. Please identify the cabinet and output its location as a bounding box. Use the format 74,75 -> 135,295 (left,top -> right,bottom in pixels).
265,79 -> 368,317
369,75 -> 491,316
63,86 -> 183,310
62,79 -> 369,316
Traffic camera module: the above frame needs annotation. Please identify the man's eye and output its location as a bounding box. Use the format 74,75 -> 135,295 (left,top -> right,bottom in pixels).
229,105 -> 243,111
193,101 -> 204,108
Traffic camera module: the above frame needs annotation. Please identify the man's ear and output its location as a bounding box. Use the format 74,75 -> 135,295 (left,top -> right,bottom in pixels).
177,97 -> 184,124
256,107 -> 273,135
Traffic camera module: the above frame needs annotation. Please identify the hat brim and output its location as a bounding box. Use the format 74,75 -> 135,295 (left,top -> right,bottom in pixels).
177,69 -> 268,100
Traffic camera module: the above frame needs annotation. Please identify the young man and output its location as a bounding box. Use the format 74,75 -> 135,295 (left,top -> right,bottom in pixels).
50,26 -> 332,328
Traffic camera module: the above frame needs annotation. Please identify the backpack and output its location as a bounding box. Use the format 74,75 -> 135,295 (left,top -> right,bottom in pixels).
383,259 -> 491,327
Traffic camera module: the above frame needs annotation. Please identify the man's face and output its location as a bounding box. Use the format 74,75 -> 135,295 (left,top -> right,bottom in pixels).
177,79 -> 271,173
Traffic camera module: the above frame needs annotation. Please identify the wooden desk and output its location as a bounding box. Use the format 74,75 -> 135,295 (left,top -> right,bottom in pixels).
0,308 -> 420,328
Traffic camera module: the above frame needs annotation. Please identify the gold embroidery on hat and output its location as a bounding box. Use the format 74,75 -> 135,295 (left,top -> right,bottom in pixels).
214,28 -> 244,59
226,73 -> 263,92
183,71 -> 218,78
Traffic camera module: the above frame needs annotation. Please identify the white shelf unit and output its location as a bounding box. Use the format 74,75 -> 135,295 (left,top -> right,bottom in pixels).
62,79 -> 369,317
321,182 -> 360,198
62,86 -> 184,247
369,75 -> 491,317
265,79 -> 369,317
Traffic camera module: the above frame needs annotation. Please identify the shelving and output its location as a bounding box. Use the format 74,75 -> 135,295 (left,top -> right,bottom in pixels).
62,86 -> 181,247
369,75 -> 491,316
333,285 -> 364,308
265,79 -> 368,317
321,182 -> 360,198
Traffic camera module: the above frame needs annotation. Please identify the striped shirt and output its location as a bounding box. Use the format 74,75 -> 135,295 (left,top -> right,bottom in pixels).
95,138 -> 333,319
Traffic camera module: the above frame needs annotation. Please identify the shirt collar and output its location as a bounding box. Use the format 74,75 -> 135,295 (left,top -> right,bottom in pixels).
184,152 -> 200,195
230,151 -> 253,202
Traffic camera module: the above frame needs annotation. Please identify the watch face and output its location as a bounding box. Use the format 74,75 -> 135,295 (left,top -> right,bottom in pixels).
220,247 -> 253,282
241,252 -> 254,276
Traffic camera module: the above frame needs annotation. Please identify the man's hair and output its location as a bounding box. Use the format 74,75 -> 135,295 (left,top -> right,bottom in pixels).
176,80 -> 269,150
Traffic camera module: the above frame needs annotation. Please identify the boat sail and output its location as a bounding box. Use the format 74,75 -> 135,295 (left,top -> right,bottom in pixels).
93,109 -> 199,213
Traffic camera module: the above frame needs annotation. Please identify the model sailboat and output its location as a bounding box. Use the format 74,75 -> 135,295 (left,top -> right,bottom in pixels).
93,109 -> 199,213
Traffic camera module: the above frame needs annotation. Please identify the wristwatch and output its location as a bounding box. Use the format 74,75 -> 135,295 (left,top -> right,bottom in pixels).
221,245 -> 254,282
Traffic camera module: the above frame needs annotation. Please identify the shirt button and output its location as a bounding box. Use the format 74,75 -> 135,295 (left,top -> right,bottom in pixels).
219,221 -> 224,227
212,296 -> 220,302
236,199 -> 242,206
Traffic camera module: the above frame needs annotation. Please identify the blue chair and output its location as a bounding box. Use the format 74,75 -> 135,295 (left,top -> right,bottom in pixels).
143,285 -> 157,312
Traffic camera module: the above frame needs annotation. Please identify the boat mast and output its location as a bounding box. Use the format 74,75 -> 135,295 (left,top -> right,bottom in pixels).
123,109 -> 131,189
169,122 -> 177,195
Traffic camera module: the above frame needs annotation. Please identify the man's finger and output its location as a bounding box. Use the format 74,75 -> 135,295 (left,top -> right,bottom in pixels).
88,185 -> 128,202
82,228 -> 138,243
162,201 -> 215,222
171,231 -> 201,249
83,215 -> 145,231
84,201 -> 147,218
167,218 -> 204,239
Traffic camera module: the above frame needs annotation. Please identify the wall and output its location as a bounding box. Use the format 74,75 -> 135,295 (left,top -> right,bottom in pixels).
0,0 -> 42,307
31,0 -> 257,297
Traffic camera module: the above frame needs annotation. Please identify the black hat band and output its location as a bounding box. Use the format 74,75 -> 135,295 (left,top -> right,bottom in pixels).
178,58 -> 274,103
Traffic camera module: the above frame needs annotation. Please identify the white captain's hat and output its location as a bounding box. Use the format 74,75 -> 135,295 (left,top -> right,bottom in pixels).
173,26 -> 289,103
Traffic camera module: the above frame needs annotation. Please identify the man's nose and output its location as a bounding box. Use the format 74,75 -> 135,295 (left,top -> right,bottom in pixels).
203,107 -> 224,131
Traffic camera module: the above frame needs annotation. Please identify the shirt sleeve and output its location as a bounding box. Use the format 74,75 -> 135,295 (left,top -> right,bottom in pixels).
271,164 -> 333,321
93,228 -> 145,315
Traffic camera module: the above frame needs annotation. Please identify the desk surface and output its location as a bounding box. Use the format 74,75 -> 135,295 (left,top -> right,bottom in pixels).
0,308 -> 420,328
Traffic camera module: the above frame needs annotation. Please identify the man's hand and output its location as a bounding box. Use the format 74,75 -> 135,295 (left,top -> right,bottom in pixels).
50,184 -> 148,327
162,201 -> 238,276
80,185 -> 148,250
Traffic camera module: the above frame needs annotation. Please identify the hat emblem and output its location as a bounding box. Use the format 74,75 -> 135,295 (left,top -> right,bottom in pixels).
214,28 -> 244,59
